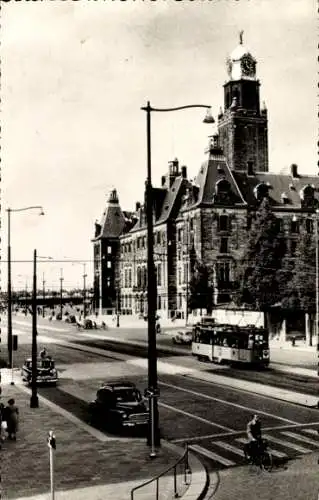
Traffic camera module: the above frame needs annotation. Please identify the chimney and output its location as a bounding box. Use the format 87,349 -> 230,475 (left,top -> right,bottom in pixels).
291,164 -> 298,178
247,161 -> 254,176
161,175 -> 166,186
181,166 -> 187,179
135,201 -> 141,211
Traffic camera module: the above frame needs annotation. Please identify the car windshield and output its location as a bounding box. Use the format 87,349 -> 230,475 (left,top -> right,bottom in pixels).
114,388 -> 141,403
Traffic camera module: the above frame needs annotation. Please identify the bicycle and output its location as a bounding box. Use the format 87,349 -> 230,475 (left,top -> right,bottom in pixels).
243,438 -> 273,472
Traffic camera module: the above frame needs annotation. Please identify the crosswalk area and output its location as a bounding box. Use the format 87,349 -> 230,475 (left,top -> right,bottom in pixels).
187,426 -> 319,470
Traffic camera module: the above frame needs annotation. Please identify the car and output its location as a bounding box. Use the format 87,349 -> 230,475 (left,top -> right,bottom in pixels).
172,329 -> 193,345
21,357 -> 58,386
88,381 -> 149,432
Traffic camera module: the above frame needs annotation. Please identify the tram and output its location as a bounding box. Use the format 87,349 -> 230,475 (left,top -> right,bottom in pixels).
191,320 -> 270,368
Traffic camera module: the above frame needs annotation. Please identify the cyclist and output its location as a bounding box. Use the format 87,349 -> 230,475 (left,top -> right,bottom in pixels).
246,414 -> 262,461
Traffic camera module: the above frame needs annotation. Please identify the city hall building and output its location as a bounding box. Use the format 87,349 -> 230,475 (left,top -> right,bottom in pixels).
92,37 -> 319,319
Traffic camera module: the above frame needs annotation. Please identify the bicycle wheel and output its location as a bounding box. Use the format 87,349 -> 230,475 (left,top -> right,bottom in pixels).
261,451 -> 273,472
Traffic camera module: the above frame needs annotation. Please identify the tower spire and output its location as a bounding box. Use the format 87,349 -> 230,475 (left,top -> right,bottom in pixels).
239,30 -> 244,45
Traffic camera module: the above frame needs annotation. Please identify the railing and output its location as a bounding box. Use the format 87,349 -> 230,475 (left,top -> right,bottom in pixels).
131,444 -> 191,500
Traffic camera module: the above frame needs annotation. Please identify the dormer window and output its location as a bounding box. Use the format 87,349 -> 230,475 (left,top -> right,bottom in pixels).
215,179 -> 231,194
300,184 -> 315,208
281,193 -> 289,204
254,183 -> 269,201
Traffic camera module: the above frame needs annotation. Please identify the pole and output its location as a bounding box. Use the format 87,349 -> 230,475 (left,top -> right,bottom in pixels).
30,249 -> 39,408
48,431 -> 55,500
83,264 -> 87,319
42,273 -> 45,318
145,101 -> 160,447
59,269 -> 63,319
7,209 -> 13,368
25,283 -> 28,315
116,288 -> 120,327
150,395 -> 156,458
315,213 -> 319,383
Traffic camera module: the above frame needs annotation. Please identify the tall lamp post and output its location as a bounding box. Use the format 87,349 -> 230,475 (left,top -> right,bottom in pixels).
83,263 -> 87,318
42,273 -> 46,318
314,210 -> 319,392
59,269 -> 64,319
141,102 -> 214,454
6,205 -> 44,368
30,249 -> 39,408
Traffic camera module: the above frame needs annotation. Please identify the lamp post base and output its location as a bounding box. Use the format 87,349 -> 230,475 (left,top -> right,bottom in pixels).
30,395 -> 39,408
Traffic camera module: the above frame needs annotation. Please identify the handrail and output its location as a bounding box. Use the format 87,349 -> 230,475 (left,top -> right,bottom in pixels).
131,443 -> 190,500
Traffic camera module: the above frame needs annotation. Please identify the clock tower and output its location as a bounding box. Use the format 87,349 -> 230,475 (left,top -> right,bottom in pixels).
218,32 -> 268,172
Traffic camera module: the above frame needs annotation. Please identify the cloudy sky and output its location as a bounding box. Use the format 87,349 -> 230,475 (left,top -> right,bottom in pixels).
1,0 -> 317,291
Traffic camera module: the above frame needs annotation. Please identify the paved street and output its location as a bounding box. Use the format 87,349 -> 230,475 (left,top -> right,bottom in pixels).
2,316 -> 319,499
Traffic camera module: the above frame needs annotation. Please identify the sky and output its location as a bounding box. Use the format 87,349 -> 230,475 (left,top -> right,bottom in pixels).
1,0 -> 317,291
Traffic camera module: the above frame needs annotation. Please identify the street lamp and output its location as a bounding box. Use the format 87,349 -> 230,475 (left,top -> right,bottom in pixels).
141,102 -> 214,455
6,205 -> 44,369
314,210 -> 319,388
59,269 -> 64,319
83,263 -> 87,318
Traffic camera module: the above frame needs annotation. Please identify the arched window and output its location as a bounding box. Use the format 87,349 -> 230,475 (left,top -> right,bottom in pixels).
254,183 -> 269,201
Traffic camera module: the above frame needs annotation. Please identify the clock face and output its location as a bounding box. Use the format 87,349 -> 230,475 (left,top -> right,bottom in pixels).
241,55 -> 255,76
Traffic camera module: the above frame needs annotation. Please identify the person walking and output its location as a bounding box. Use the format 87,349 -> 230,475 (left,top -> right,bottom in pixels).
6,398 -> 19,440
0,403 -> 7,443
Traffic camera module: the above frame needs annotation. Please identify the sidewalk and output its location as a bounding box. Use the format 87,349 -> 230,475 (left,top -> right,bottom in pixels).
0,380 -> 206,500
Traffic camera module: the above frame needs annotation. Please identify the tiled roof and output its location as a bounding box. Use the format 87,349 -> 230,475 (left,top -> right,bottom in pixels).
232,171 -> 319,208
180,146 -> 245,210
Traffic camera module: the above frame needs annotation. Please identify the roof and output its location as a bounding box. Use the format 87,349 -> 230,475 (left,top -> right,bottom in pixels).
232,171 -> 319,209
178,142 -> 245,212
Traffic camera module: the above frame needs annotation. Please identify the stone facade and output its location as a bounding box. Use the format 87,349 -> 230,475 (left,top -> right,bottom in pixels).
92,37 -> 319,319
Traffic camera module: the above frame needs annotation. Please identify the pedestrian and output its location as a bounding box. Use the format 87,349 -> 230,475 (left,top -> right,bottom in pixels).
40,347 -> 47,359
0,403 -> 7,442
6,398 -> 19,440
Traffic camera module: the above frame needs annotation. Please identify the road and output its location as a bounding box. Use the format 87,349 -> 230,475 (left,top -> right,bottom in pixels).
3,317 -> 319,469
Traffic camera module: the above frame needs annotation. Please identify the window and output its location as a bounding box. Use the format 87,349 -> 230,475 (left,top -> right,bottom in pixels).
178,268 -> 182,285
220,238 -> 228,254
157,295 -> 162,310
107,278 -> 111,287
246,215 -> 252,231
137,267 -> 141,288
128,269 -> 132,288
306,219 -> 313,234
217,262 -> 230,283
178,293 -> 182,309
107,246 -> 111,254
137,238 -> 140,249
183,263 -> 188,284
218,215 -> 229,231
291,219 -> 299,234
156,264 -> 162,287
107,261 -> 112,268
178,228 -> 183,243
156,232 -> 161,245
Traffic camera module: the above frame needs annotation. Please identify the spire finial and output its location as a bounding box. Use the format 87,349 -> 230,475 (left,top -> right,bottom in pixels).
239,30 -> 244,45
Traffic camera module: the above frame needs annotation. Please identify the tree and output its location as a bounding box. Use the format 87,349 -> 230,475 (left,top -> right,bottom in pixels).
188,261 -> 213,313
238,199 -> 286,310
285,231 -> 316,313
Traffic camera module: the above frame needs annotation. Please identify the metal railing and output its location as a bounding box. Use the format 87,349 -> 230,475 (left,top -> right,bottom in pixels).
131,444 -> 191,500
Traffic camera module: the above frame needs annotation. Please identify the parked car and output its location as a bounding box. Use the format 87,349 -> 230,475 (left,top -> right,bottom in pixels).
172,329 -> 193,345
21,357 -> 58,386
88,381 -> 149,432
